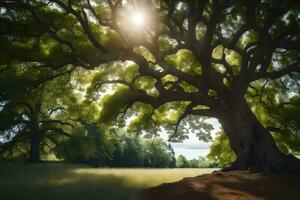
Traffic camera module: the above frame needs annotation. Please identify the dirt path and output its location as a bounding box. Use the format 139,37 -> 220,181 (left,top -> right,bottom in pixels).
143,170 -> 300,200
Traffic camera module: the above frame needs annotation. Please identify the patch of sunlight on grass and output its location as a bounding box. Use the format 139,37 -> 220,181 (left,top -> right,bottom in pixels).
72,168 -> 216,188
0,163 -> 217,200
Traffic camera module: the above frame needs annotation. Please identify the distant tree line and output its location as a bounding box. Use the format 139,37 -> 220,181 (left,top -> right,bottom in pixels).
1,125 -> 177,168
56,128 -> 177,168
176,155 -> 218,168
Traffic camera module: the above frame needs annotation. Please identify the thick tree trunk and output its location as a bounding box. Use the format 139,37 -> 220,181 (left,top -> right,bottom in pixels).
29,123 -> 41,163
218,99 -> 300,173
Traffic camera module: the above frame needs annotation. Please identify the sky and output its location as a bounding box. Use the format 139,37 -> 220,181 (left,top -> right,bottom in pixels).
171,141 -> 211,160
162,118 -> 221,160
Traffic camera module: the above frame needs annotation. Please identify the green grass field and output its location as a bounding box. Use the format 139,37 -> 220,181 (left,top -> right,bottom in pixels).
0,163 -> 216,200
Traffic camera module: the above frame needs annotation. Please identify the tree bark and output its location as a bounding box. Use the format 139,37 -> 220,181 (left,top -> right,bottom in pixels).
29,122 -> 41,163
218,99 -> 300,173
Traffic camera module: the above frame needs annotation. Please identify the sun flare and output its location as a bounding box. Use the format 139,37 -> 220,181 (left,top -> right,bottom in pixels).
130,11 -> 146,28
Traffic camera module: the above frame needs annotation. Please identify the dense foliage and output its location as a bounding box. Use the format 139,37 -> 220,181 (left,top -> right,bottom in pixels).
55,128 -> 176,168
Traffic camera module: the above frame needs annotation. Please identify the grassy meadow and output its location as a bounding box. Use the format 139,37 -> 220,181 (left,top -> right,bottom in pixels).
0,163 -> 216,200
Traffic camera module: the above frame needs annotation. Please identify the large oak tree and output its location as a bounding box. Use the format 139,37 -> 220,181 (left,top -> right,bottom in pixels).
1,0 -> 300,172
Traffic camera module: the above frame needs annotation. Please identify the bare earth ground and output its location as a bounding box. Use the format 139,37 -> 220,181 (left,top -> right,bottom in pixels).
143,170 -> 300,200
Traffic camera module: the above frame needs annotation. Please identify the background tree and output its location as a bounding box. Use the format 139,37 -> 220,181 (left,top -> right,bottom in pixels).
1,0 -> 300,172
207,130 -> 236,167
143,137 -> 176,168
176,155 -> 190,168
107,128 -> 176,168
54,121 -> 114,166
0,64 -> 76,162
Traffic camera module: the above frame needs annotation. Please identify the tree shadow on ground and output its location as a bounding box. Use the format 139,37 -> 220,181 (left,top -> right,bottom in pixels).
143,171 -> 300,200
0,164 -> 140,200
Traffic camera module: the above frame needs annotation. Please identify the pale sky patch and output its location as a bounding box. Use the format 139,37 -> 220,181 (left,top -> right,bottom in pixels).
160,118 -> 221,159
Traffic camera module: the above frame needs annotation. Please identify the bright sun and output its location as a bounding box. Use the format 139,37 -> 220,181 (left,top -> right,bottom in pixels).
130,11 -> 146,28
